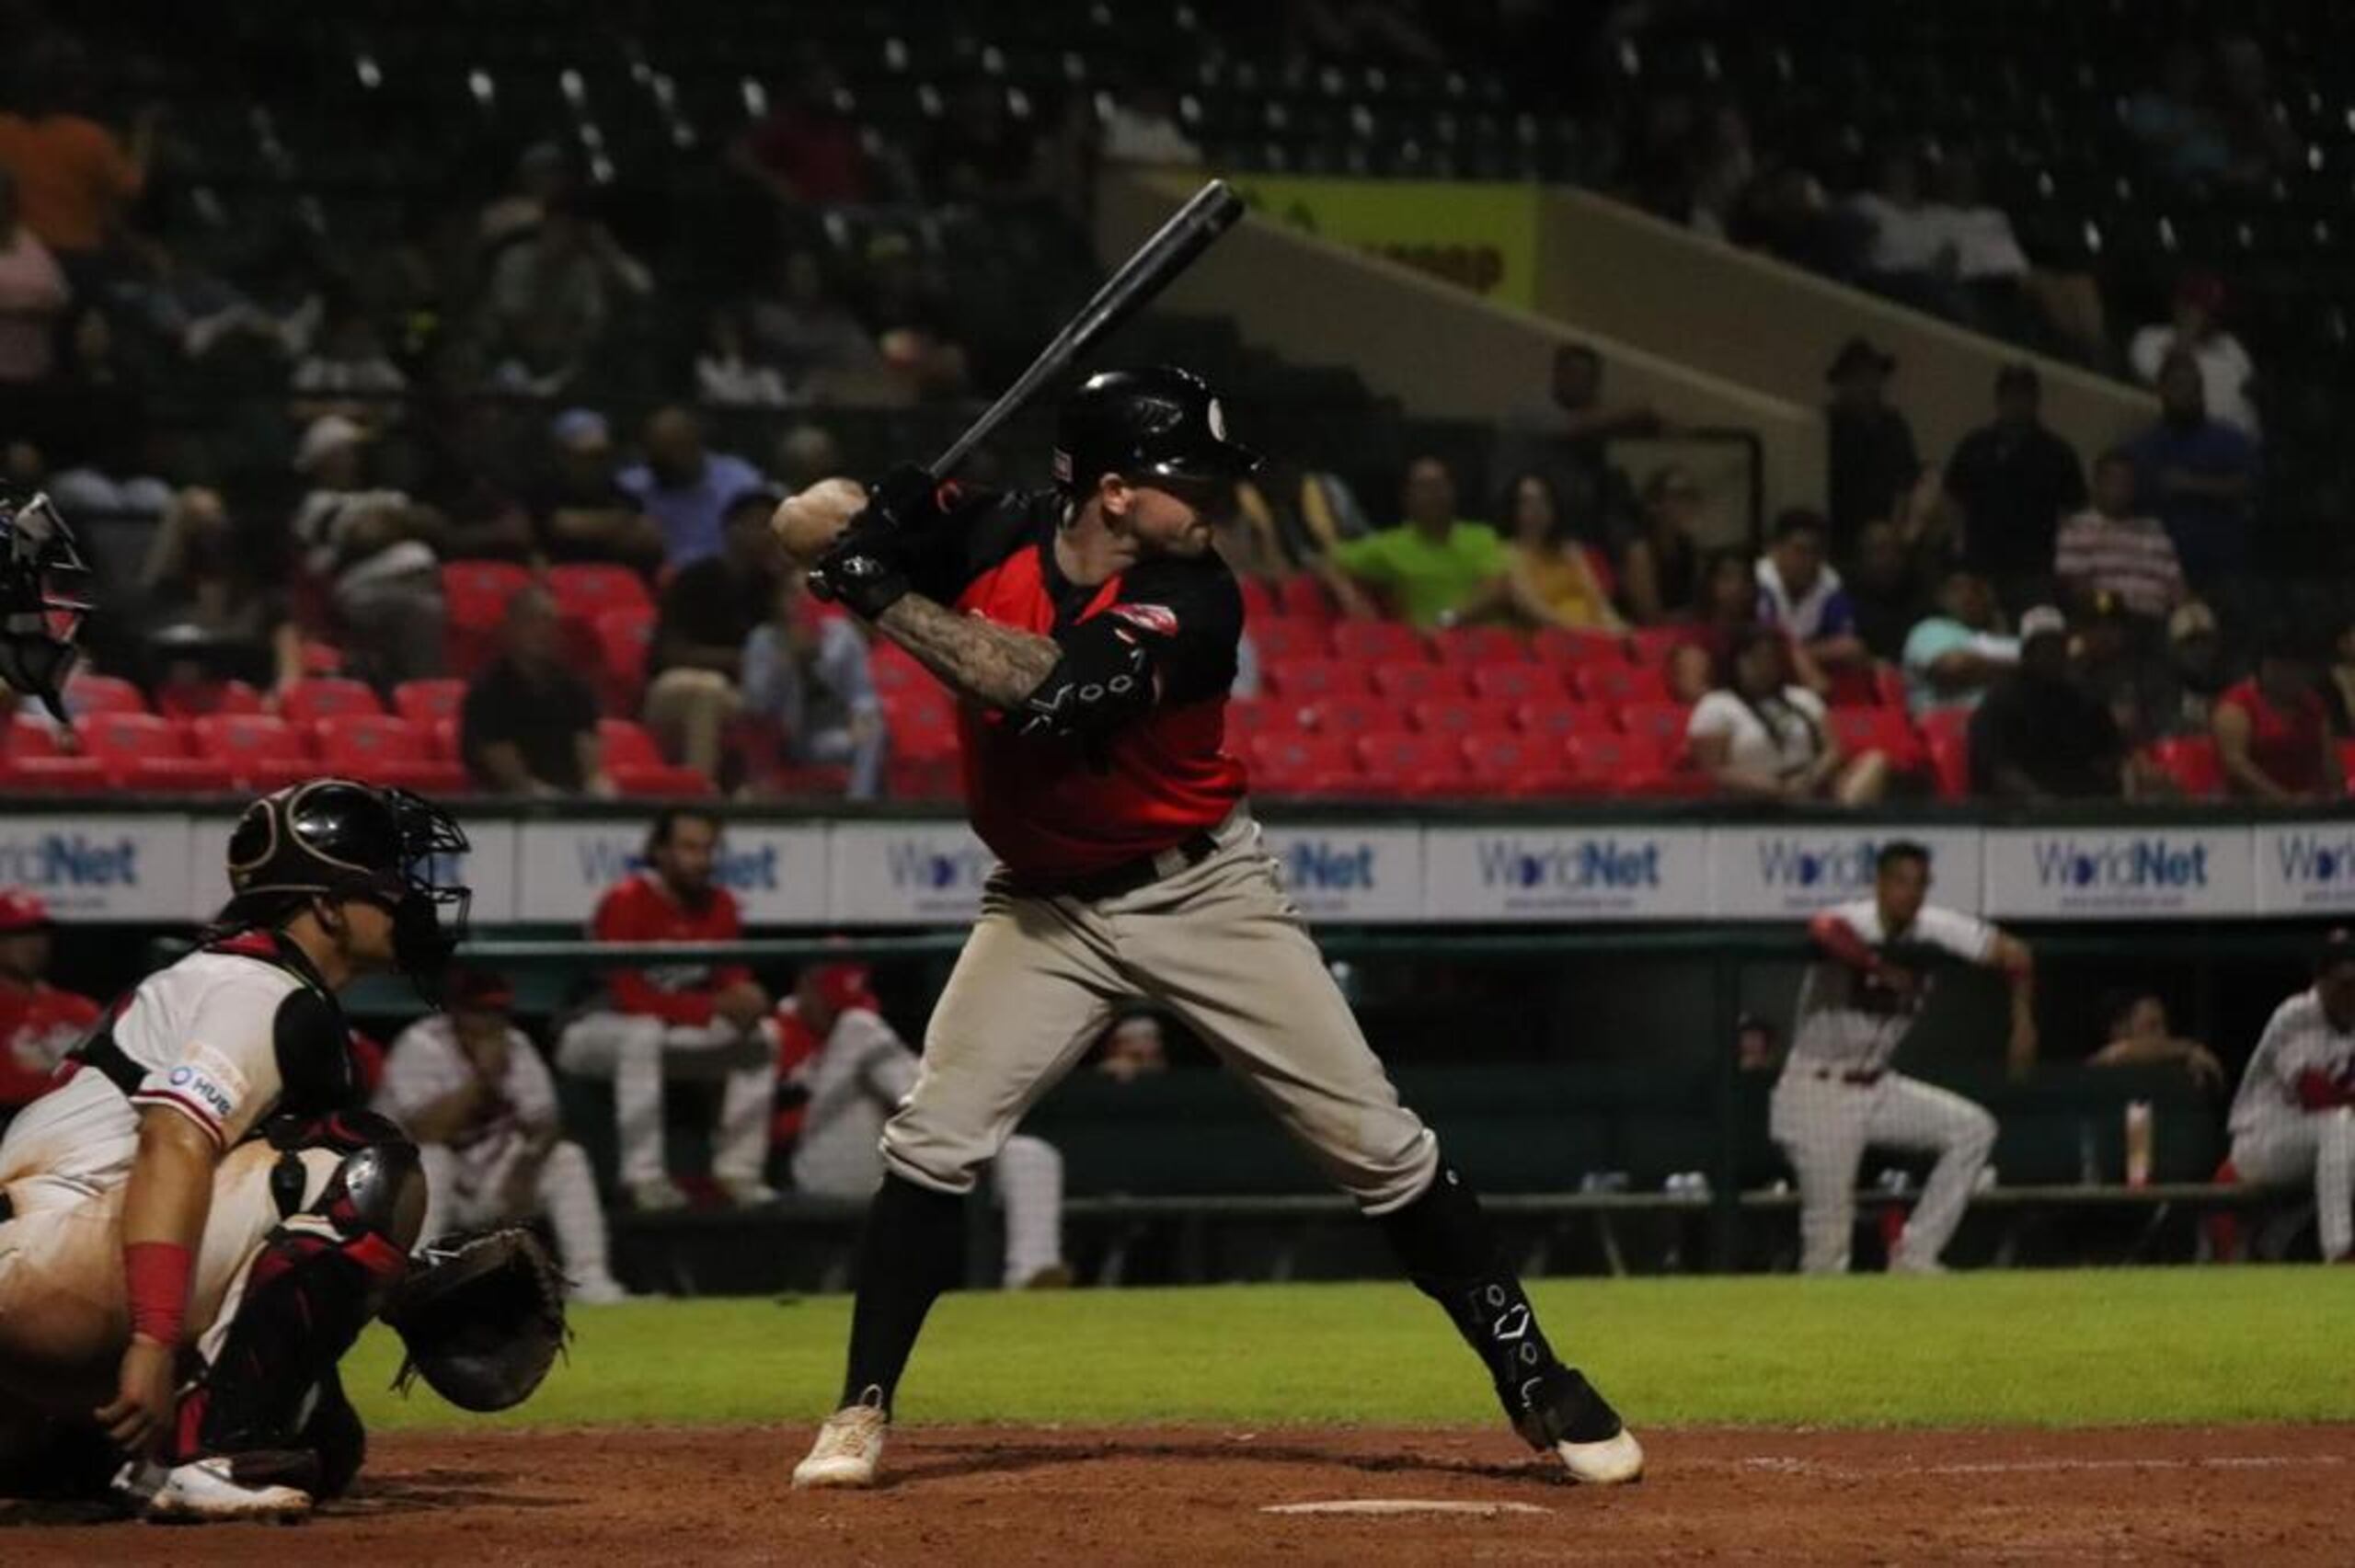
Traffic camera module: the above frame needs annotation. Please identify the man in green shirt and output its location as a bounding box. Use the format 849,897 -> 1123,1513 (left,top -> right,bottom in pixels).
1315,456 -> 1511,628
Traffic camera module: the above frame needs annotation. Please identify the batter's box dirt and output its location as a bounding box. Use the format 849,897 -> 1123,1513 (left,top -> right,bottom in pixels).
4,1424 -> 2348,1564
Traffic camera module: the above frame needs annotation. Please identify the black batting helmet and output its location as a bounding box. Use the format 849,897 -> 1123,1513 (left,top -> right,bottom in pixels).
1052,365 -> 1260,498
223,779 -> 472,1000
0,487 -> 90,723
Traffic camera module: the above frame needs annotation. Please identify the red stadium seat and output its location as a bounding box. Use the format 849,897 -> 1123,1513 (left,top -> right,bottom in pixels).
881,686 -> 959,760
190,715 -> 315,791
2340,741 -> 2355,795
0,754 -> 110,794
277,678 -> 384,724
6,715 -> 62,757
1247,730 -> 1361,796
546,563 -> 653,621
1563,731 -> 1672,797
442,559 -> 533,675
1626,625 -> 1693,670
1531,627 -> 1630,672
1617,701 -> 1694,750
1923,724 -> 1970,801
597,716 -> 716,796
75,713 -> 234,792
592,605 -> 657,714
1829,705 -> 1925,773
1297,692 -> 1388,737
1353,729 -> 1471,798
393,680 -> 467,729
155,678 -> 266,721
1409,696 -> 1519,738
1574,662 -> 1671,705
1248,618 -> 1329,663
1265,658 -> 1372,702
1468,662 -> 1566,704
1370,659 -> 1467,703
2152,735 -> 2224,800
1275,575 -> 1336,623
300,638 -> 344,677
1430,624 -> 1533,667
62,673 -> 147,716
1460,731 -> 1580,798
315,715 -> 466,792
1225,698 -> 1279,741
1330,620 -> 1429,665
884,754 -> 962,801
1236,577 -> 1277,624
1512,698 -> 1614,739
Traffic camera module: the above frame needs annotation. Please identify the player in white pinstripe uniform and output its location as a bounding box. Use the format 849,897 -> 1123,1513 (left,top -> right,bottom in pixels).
1771,841 -> 2037,1275
2228,931 -> 2355,1263
373,968 -> 630,1302
781,962 -> 1069,1288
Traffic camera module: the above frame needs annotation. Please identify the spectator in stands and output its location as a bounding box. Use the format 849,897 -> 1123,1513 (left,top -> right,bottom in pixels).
1316,455 -> 1511,628
741,569 -> 888,800
2126,349 -> 2260,589
481,190 -> 651,367
2227,928 -> 2355,1264
1535,342 -> 1656,554
695,305 -> 792,409
1753,509 -> 1866,680
645,487 -> 783,779
1943,364 -> 2085,608
2053,450 -> 2187,632
1689,624 -> 1887,806
727,63 -> 871,207
1729,162 -> 1864,279
1847,520 -> 1934,664
1969,607 -> 2134,803
1902,567 -> 2017,718
1685,102 -> 1757,240
1623,466 -> 1704,625
2211,34 -> 2304,188
773,422 -> 846,497
1844,150 -> 1963,318
2089,991 -> 2223,1092
478,142 -> 572,251
527,407 -> 663,571
1923,154 -> 2045,344
1823,338 -> 1921,559
2073,592 -> 2178,750
1096,1010 -> 1172,1082
862,231 -> 971,401
619,406 -> 768,569
137,485 -> 302,697
1215,482 -> 1297,583
0,168 -> 68,386
746,249 -> 884,391
0,890 -> 99,1133
2156,600 -> 2234,738
292,415 -> 448,689
920,80 -> 1040,202
288,297 -> 407,427
556,808 -> 780,1211
2125,42 -> 2234,185
777,959 -> 1070,1288
0,38 -> 151,274
1672,546 -> 1770,702
374,968 -> 630,1303
1103,84 -> 1203,166
1502,472 -> 1625,633
2214,632 -> 2339,803
461,585 -> 614,798
2128,274 -> 2259,441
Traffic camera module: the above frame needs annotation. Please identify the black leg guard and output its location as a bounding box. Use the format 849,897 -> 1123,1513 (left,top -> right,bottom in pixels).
838,1173 -> 967,1413
1376,1162 -> 1623,1448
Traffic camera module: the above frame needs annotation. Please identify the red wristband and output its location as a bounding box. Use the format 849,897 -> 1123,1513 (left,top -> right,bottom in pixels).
123,1241 -> 193,1346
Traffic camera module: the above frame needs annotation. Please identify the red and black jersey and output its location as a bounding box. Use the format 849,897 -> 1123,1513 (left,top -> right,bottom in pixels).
0,979 -> 101,1109
912,488 -> 1247,879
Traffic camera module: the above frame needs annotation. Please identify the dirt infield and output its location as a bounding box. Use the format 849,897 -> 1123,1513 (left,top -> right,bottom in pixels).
5,1422 -> 2348,1564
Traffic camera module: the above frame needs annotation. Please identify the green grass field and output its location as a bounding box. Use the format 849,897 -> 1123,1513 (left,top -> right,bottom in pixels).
346,1268 -> 2355,1435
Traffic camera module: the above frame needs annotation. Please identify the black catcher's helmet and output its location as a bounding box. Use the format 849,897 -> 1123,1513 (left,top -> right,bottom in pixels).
1052,365 -> 1261,498
0,488 -> 91,722
224,779 -> 472,1000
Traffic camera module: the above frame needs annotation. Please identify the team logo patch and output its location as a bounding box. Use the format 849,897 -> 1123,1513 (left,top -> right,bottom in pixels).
165,1042 -> 251,1123
1109,602 -> 1180,637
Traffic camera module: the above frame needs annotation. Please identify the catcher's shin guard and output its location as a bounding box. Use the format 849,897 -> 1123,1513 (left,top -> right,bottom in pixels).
172,1113 -> 422,1468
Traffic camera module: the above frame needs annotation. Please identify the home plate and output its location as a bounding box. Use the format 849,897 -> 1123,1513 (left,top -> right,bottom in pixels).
1262,1500 -> 1553,1517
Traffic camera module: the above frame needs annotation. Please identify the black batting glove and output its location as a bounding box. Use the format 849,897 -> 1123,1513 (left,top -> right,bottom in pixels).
810,536 -> 913,621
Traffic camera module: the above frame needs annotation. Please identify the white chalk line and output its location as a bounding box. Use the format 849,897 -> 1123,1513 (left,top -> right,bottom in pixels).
1714,1453 -> 2347,1481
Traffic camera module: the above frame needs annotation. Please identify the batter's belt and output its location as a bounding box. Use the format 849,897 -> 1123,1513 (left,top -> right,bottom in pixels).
1006,825 -> 1223,902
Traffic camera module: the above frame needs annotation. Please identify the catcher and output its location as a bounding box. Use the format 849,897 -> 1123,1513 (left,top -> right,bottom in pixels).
0,509 -> 568,1524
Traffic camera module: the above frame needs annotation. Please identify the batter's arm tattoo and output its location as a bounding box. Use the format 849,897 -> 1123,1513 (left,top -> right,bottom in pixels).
877,594 -> 1063,709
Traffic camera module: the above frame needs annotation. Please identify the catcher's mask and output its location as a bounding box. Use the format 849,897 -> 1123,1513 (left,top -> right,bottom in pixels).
223,779 -> 472,1001
0,488 -> 91,722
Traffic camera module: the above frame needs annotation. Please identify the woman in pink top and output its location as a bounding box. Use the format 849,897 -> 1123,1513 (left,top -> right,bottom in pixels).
0,168 -> 69,383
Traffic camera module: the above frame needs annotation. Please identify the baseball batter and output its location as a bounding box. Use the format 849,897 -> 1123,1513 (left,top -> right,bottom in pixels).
2228,929 -> 2355,1262
777,366 -> 1642,1489
0,779 -> 470,1521
1773,841 -> 2036,1275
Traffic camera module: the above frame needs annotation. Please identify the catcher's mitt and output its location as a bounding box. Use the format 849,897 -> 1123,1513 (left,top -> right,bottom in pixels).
381,1226 -> 569,1413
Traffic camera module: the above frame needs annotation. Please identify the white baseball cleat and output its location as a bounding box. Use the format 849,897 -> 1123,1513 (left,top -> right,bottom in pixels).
1552,1426 -> 1647,1486
569,1270 -> 634,1305
792,1396 -> 889,1490
628,1176 -> 690,1213
717,1177 -> 781,1209
113,1457 -> 313,1524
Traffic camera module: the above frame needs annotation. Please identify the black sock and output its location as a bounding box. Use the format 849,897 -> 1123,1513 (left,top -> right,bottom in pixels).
839,1173 -> 968,1413
1376,1162 -> 1615,1443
